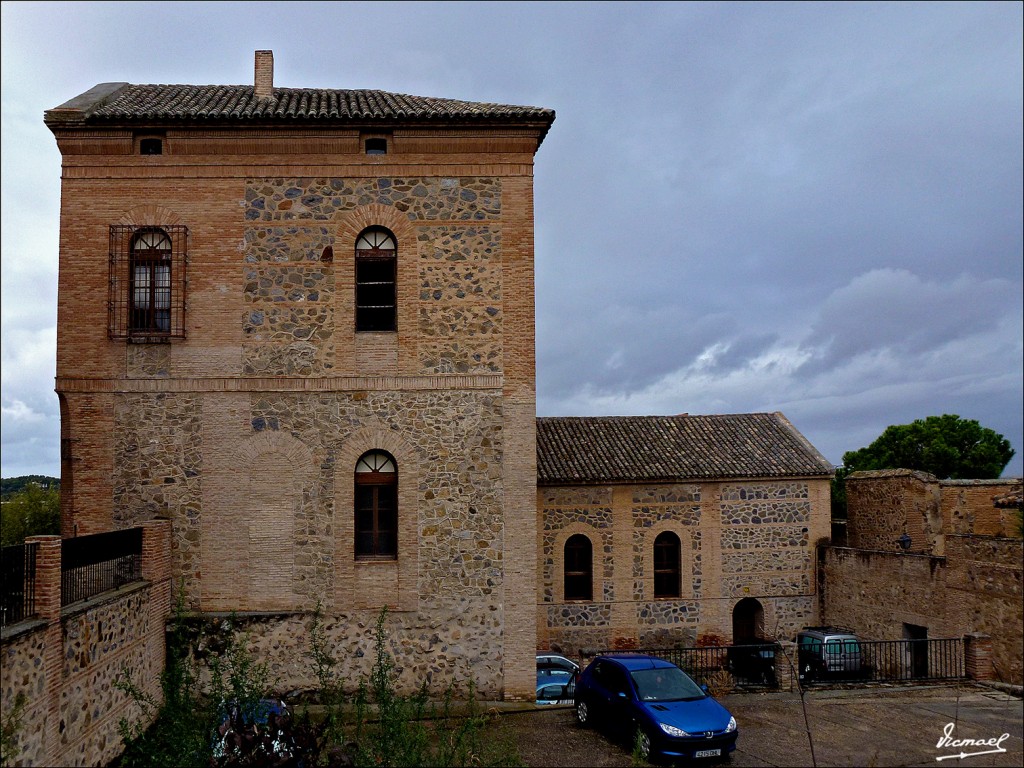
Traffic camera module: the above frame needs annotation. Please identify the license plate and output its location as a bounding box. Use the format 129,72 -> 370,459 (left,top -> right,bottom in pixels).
695,749 -> 721,758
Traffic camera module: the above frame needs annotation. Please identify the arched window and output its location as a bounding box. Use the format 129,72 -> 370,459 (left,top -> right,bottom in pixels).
653,531 -> 681,598
130,228 -> 173,333
355,227 -> 397,332
354,450 -> 397,559
564,534 -> 593,601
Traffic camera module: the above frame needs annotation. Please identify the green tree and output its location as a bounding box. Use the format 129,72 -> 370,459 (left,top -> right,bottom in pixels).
1,475 -> 59,501
830,415 -> 1015,519
842,414 -> 1015,480
0,483 -> 60,546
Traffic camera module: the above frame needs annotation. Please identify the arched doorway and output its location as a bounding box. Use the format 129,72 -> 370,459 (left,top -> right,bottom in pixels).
732,597 -> 765,643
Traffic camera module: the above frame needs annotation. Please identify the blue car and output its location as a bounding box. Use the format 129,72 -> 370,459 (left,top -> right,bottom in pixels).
574,654 -> 738,762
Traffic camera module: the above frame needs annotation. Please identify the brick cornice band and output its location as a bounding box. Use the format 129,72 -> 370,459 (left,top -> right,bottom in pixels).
55,374 -> 504,393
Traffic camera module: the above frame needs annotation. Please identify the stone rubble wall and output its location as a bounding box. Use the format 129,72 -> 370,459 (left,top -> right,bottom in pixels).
186,600 -> 506,700
846,470 -> 1021,554
1,627 -> 48,765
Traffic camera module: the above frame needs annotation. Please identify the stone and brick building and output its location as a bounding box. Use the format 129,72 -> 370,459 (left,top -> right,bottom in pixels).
537,414 -> 833,655
43,52 -> 834,700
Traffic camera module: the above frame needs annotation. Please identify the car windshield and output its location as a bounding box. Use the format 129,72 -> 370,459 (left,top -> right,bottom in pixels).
630,667 -> 706,702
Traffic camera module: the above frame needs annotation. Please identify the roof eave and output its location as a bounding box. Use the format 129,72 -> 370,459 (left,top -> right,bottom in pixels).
537,471 -> 835,487
46,113 -> 555,146
43,82 -> 130,130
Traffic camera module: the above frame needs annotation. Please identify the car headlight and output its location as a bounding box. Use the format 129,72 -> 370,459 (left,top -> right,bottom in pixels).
659,722 -> 692,737
726,716 -> 737,733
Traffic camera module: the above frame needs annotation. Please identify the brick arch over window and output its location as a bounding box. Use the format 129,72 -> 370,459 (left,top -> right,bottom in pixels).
202,431 -> 317,612
335,203 -> 416,246
643,522 -> 694,601
551,523 -> 604,604
117,203 -> 186,228
334,425 -> 420,612
236,430 -> 317,470
335,205 -> 417,371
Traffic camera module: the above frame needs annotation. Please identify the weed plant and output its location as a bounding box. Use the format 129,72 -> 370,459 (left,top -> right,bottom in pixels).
0,691 -> 26,767
114,586 -> 270,767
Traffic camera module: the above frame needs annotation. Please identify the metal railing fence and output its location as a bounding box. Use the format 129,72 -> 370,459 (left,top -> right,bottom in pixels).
61,528 -> 143,607
798,637 -> 964,684
0,542 -> 38,627
589,637 -> 966,688
587,644 -> 779,688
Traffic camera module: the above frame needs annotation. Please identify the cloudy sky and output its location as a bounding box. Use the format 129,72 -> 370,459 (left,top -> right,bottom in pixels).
2,1 -> 1021,479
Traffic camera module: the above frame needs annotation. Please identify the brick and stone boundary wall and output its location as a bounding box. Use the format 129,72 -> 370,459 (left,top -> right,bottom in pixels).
0,520 -> 172,766
846,470 -> 1021,553
821,544 -> 1022,685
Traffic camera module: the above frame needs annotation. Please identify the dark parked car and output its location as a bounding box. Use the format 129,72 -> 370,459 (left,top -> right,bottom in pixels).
726,641 -> 779,686
574,654 -> 738,762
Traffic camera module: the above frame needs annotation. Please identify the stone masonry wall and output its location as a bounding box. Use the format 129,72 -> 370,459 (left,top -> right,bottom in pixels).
537,478 -> 829,657
846,470 -> 941,554
839,470 -> 1023,683
185,601 -> 505,700
940,479 -> 1022,537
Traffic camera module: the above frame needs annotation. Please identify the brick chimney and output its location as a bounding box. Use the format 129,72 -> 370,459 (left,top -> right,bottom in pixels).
255,50 -> 274,99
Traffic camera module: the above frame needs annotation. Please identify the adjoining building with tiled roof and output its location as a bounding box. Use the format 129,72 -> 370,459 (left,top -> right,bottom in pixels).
536,412 -> 833,655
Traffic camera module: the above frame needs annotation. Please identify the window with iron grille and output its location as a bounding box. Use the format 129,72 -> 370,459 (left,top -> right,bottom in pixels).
564,534 -> 593,601
653,531 -> 681,598
109,225 -> 187,340
355,227 -> 396,332
355,450 -> 398,560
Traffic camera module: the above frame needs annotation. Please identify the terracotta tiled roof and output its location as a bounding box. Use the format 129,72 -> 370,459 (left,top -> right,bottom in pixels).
45,83 -> 555,129
537,413 -> 834,485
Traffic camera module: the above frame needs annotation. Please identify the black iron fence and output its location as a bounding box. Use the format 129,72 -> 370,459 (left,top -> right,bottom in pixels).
589,637 -> 966,689
587,644 -> 780,688
0,542 -> 38,628
61,528 -> 143,607
797,637 -> 964,684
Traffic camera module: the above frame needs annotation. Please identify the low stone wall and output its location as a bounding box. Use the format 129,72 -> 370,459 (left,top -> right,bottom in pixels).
0,521 -> 172,767
181,599 -> 507,700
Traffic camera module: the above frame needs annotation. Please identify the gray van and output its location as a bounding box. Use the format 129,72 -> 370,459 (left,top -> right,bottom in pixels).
796,627 -> 863,681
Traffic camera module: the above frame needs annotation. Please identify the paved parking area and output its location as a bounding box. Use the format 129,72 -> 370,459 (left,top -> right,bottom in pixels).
505,684 -> 1023,767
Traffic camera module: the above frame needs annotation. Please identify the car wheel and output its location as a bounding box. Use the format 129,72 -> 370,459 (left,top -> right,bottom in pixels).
633,724 -> 652,761
575,698 -> 590,727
